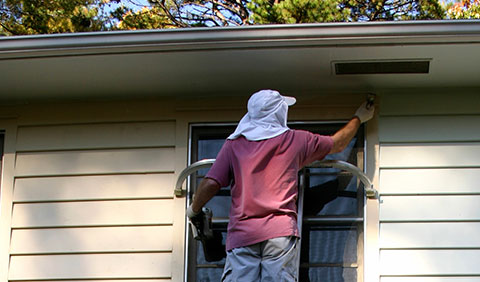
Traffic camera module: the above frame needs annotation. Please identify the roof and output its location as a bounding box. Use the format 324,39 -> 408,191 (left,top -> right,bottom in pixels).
1,20 -> 480,102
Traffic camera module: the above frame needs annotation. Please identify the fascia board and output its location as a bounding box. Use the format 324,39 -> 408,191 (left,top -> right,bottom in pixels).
1,20 -> 480,59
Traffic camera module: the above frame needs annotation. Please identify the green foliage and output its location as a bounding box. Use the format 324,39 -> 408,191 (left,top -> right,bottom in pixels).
0,0 -> 113,35
248,0 -> 445,24
248,0 -> 350,24
154,0 -> 251,27
347,0 -> 445,21
114,6 -> 176,29
116,0 -> 446,29
3,0 -> 480,36
446,0 -> 480,19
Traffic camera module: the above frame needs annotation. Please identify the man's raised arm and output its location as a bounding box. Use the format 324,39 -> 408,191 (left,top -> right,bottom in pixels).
330,101 -> 374,154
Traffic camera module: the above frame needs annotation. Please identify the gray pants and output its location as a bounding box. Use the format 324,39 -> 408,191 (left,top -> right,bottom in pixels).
221,236 -> 299,282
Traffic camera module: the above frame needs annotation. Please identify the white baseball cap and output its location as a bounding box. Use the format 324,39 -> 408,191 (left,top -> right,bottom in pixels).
228,89 -> 296,141
247,89 -> 296,118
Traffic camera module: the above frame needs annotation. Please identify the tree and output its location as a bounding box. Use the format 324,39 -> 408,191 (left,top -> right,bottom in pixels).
2,0 -> 469,36
249,0 -> 445,24
113,5 -> 176,29
112,0 -> 250,27
348,0 -> 445,21
168,0 -> 250,26
248,0 -> 350,24
446,0 -> 480,19
0,0 -> 115,35
112,0 -> 445,30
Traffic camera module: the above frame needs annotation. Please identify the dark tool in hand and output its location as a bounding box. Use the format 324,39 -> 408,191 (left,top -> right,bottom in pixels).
366,93 -> 376,109
189,207 -> 226,262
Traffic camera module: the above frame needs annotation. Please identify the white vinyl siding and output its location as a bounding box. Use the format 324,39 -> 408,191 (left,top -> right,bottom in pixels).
380,222 -> 480,248
8,121 -> 176,281
380,250 -> 480,275
15,148 -> 174,176
378,91 -> 480,281
15,122 -> 176,151
14,174 -> 174,202
379,195 -> 480,221
11,200 -> 174,228
9,253 -> 172,280
380,168 -> 480,194
382,278 -> 480,282
10,226 -> 173,254
379,143 -> 480,168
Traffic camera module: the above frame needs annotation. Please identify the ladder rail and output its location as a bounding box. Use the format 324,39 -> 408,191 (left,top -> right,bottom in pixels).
174,159 -> 377,199
174,158 -> 216,196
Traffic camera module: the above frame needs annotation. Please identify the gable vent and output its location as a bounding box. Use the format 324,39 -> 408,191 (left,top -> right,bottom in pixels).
334,61 -> 430,75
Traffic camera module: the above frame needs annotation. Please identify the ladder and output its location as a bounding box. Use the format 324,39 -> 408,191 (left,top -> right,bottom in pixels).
175,159 -> 378,277
175,159 -> 376,199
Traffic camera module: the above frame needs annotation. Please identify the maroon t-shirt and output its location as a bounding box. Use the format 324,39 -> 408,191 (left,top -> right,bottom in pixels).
206,129 -> 333,250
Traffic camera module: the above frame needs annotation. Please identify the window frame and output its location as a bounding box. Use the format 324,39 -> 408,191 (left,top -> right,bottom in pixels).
0,130 -> 5,194
185,121 -> 367,282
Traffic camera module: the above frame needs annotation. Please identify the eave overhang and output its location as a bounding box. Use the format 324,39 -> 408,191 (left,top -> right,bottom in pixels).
1,20 -> 480,101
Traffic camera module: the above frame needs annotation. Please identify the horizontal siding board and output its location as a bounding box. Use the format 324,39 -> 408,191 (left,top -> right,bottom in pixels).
11,200 -> 174,228
380,222 -> 480,248
380,168 -> 480,194
380,250 -> 480,275
8,253 -> 171,280
379,116 -> 480,143
382,277 -> 480,282
379,144 -> 480,168
16,121 -> 175,151
380,195 -> 480,221
11,281 -> 172,282
380,91 -> 480,116
10,226 -> 172,254
15,148 -> 175,177
9,280 -> 171,282
13,173 -> 174,202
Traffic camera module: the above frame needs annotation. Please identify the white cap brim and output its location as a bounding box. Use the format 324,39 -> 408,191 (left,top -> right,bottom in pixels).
283,96 -> 296,106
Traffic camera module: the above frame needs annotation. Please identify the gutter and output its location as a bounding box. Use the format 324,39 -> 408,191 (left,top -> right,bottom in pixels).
1,20 -> 480,59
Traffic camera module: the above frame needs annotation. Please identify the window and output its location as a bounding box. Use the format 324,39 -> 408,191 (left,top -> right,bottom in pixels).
186,123 -> 365,282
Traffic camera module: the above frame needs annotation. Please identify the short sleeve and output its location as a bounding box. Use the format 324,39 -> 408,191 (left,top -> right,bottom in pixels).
205,141 -> 232,187
298,131 -> 334,167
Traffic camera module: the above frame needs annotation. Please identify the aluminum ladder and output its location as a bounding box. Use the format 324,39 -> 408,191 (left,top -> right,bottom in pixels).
175,159 -> 378,277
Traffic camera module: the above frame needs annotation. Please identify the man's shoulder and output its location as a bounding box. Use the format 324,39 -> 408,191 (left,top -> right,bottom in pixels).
288,129 -> 333,144
288,129 -> 314,137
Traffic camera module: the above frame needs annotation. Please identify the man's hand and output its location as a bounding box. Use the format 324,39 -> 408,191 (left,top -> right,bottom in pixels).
187,206 -> 215,240
330,101 -> 375,153
354,101 -> 375,123
187,205 -> 205,239
187,205 -> 200,219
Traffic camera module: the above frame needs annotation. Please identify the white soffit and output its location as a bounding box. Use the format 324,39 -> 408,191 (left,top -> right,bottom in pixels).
0,20 -> 480,101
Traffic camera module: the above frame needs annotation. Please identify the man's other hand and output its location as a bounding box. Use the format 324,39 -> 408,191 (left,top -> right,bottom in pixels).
354,101 -> 375,123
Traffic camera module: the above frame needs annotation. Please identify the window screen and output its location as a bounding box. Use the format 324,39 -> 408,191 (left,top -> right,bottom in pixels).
186,123 -> 364,282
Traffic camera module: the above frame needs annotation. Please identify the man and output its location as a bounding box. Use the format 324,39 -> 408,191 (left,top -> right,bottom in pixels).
187,89 -> 374,281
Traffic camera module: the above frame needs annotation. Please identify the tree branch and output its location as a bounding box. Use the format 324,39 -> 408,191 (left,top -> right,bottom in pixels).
153,0 -> 189,27
0,22 -> 17,35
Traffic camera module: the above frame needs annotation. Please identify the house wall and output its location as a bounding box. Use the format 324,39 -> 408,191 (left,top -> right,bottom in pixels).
378,90 -> 480,282
0,94 -> 365,282
0,99 -> 183,282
